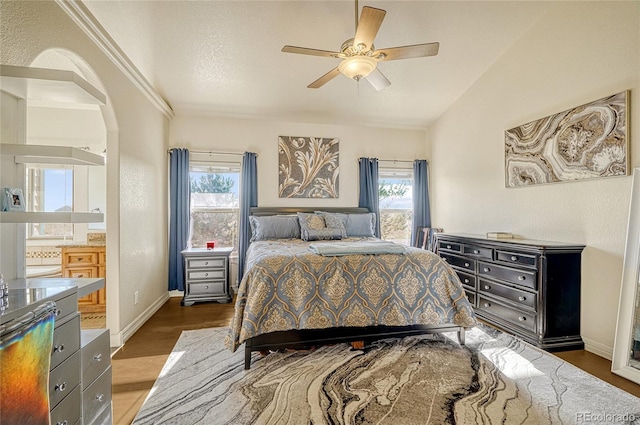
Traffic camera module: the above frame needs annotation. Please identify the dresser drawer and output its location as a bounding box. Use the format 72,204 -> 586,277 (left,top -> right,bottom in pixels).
187,257 -> 226,269
64,252 -> 98,266
465,290 -> 476,307
496,250 -> 537,268
53,293 -> 79,322
477,295 -> 536,333
90,402 -> 113,425
478,261 -> 537,290
188,269 -> 225,280
81,329 -> 111,389
52,314 -> 80,370
49,350 -> 81,409
50,383 -> 81,425
478,278 -> 536,310
456,271 -> 476,290
441,253 -> 475,272
438,240 -> 461,253
82,366 -> 112,425
189,281 -> 225,296
98,251 -> 106,265
462,244 -> 492,260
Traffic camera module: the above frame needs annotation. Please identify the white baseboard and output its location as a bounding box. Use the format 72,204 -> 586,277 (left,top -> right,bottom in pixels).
583,336 -> 613,361
110,292 -> 170,347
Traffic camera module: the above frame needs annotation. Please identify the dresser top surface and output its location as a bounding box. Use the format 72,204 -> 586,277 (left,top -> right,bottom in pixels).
437,233 -> 585,250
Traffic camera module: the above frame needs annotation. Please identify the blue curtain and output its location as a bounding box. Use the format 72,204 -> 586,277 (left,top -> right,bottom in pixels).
238,152 -> 258,281
168,148 -> 190,291
412,159 -> 431,246
358,157 -> 381,237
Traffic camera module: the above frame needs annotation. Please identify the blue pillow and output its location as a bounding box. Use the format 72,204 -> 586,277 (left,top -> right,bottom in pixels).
345,213 -> 376,237
250,215 -> 300,241
302,227 -> 343,241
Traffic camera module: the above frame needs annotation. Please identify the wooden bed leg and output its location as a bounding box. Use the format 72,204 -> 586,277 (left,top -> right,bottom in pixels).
458,328 -> 465,346
351,340 -> 365,350
244,345 -> 252,370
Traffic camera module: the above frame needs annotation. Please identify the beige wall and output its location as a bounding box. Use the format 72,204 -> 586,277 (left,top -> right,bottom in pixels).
428,2 -> 640,358
170,114 -> 427,207
1,1 -> 171,346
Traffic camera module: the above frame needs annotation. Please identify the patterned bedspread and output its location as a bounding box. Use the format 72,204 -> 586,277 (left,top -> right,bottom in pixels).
226,238 -> 476,352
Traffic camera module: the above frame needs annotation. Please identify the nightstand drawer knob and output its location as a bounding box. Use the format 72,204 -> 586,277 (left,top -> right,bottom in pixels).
56,421 -> 68,425
511,255 -> 518,261
473,249 -> 479,254
484,285 -> 491,290
204,261 -> 209,265
518,316 -> 526,322
483,267 -> 490,272
96,394 -> 105,402
518,296 -> 526,301
483,302 -> 491,308
54,344 -> 65,353
55,309 -> 62,316
518,275 -> 526,281
204,273 -> 208,277
94,353 -> 102,361
55,382 -> 67,392
205,285 -> 209,289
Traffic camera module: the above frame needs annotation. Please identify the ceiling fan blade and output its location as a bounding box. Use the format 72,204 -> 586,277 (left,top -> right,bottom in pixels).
308,67 -> 341,89
282,45 -> 340,58
375,42 -> 440,61
354,6 -> 386,51
365,68 -> 391,91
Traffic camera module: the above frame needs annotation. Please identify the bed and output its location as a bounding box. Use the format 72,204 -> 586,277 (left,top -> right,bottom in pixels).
226,207 -> 477,369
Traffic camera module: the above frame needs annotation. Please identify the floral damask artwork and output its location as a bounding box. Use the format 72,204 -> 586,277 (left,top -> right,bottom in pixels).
278,136 -> 339,198
505,91 -> 628,187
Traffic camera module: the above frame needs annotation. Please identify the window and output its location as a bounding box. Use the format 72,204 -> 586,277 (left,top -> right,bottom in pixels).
26,165 -> 74,238
378,167 -> 413,246
189,162 -> 240,251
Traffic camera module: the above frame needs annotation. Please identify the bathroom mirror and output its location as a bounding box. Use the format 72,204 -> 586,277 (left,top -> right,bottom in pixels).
612,167 -> 640,384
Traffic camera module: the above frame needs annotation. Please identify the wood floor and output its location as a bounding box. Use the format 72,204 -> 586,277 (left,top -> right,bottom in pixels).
111,297 -> 640,425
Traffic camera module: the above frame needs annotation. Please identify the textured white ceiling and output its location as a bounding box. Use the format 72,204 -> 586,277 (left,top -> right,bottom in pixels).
83,0 -> 552,129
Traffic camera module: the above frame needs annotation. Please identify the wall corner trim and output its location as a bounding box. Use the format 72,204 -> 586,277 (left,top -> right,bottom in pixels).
55,0 -> 175,120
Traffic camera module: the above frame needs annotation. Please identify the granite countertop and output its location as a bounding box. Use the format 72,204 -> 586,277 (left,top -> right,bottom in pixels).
57,242 -> 106,248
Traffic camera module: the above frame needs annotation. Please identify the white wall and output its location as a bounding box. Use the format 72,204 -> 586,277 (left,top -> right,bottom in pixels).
170,115 -> 427,207
428,2 -> 640,358
1,1 -> 171,346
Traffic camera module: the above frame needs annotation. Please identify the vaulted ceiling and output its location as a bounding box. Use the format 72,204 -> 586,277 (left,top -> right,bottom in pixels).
83,1 -> 552,129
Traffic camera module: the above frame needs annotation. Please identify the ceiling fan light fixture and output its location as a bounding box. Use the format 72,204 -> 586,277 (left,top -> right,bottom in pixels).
338,55 -> 377,80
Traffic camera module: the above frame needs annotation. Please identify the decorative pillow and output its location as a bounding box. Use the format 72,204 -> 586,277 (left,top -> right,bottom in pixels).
297,212 -> 326,234
302,227 -> 343,241
249,215 -> 300,241
344,213 -> 376,237
315,211 -> 348,238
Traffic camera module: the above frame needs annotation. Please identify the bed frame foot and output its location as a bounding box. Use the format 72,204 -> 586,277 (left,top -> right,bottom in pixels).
458,327 -> 465,345
351,340 -> 365,350
244,345 -> 252,370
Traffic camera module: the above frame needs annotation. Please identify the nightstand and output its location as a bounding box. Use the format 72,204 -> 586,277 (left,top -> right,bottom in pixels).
181,247 -> 233,306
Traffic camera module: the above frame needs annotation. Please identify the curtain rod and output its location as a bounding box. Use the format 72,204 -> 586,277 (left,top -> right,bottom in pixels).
378,159 -> 417,164
168,148 -> 254,157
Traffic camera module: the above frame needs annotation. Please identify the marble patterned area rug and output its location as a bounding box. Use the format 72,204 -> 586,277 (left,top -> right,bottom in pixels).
133,326 -> 640,425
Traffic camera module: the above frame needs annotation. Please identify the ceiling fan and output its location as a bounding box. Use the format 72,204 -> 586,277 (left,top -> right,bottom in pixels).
282,1 -> 439,90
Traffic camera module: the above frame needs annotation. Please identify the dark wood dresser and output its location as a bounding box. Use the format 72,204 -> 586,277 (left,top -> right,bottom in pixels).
435,233 -> 585,351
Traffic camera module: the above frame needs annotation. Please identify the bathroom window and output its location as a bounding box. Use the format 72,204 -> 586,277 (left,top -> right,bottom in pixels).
25,165 -> 74,238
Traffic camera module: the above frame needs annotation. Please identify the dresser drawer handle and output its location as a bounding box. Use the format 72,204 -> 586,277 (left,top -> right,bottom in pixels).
205,285 -> 209,290
511,255 -> 519,261
77,274 -> 84,277
94,353 -> 102,362
517,275 -> 526,281
54,344 -> 65,353
446,245 -> 452,249
518,316 -> 526,322
204,273 -> 208,277
484,285 -> 491,290
204,261 -> 209,266
56,421 -> 68,425
55,382 -> 67,392
518,296 -> 526,301
442,257 -> 448,262
483,302 -> 491,308
77,257 -> 83,261
483,267 -> 490,272
463,278 -> 470,283
96,393 -> 105,402
55,309 -> 62,317
464,262 -> 470,267
473,249 -> 480,254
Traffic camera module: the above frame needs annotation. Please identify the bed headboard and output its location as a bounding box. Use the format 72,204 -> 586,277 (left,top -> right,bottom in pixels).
250,207 -> 370,216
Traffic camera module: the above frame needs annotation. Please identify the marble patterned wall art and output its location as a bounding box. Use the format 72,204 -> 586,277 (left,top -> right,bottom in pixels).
278,136 -> 339,198
505,91 -> 628,187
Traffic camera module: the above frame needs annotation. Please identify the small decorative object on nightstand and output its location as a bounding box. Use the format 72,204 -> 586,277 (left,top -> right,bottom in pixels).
181,247 -> 233,306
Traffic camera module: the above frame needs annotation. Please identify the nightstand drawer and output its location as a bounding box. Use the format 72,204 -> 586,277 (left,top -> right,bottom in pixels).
64,252 -> 98,266
478,261 -> 537,290
82,366 -> 112,425
478,295 -> 536,333
53,293 -> 79,322
52,314 -> 80,370
188,269 -> 225,280
478,278 -> 536,310
81,329 -> 111,389
189,281 -> 225,295
187,257 -> 226,269
49,350 -> 81,409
